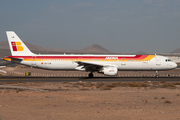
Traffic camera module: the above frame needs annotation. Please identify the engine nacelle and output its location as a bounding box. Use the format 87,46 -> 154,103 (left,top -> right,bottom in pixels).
102,66 -> 118,76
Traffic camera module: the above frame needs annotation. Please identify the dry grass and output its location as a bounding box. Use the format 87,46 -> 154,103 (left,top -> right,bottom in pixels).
72,82 -> 84,88
96,83 -> 105,88
111,82 -> 123,87
161,83 -> 176,88
61,81 -> 180,90
0,82 -> 4,85
160,80 -> 166,83
154,97 -> 158,99
161,97 -> 165,99
174,82 -> 180,85
105,84 -> 116,88
82,82 -> 95,87
4,82 -> 19,84
95,82 -> 150,90
100,87 -> 112,90
3,81 -> 178,93
19,81 -> 22,83
142,99 -> 148,103
152,82 -> 159,85
79,88 -> 89,90
16,89 -> 25,93
62,82 -> 68,84
128,82 -> 148,87
72,84 -> 79,88
164,100 -> 171,104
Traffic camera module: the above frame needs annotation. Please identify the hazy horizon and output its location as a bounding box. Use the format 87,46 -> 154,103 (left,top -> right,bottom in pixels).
0,0 -> 180,54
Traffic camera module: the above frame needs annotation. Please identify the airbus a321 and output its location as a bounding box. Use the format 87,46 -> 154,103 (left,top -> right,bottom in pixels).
4,31 -> 177,78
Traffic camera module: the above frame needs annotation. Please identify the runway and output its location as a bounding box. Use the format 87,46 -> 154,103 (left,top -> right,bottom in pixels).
0,76 -> 180,82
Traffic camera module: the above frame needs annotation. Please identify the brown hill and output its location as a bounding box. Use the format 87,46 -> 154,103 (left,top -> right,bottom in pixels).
0,49 -> 11,58
44,47 -> 72,52
0,41 -> 113,56
0,41 -> 9,49
80,44 -> 112,54
0,41 -> 46,51
171,48 -> 180,53
23,41 -> 47,51
136,51 -> 148,55
0,41 -> 77,53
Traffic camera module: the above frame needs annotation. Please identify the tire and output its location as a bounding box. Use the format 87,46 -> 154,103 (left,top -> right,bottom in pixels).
88,73 -> 94,78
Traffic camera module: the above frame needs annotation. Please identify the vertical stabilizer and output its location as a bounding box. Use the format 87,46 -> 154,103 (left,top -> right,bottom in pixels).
6,31 -> 35,56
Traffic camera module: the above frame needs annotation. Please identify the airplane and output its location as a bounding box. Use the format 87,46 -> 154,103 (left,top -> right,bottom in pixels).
3,31 -> 177,78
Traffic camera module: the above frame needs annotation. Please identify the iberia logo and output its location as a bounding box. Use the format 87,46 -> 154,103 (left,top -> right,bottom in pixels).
11,42 -> 24,51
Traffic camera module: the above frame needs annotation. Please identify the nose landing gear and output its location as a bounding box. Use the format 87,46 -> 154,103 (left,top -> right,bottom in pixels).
155,71 -> 159,78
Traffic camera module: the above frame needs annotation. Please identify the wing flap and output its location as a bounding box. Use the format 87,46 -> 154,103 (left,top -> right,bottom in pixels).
75,61 -> 103,72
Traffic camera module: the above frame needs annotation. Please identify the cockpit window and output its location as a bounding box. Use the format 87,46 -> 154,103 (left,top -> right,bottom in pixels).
165,59 -> 172,62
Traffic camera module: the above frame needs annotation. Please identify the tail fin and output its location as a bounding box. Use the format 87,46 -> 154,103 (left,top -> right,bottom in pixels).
6,31 -> 35,56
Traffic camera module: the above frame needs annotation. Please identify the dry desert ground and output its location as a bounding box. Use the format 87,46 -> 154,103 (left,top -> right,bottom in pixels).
0,81 -> 180,120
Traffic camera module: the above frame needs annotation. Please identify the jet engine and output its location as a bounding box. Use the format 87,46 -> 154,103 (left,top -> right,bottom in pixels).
102,66 -> 118,76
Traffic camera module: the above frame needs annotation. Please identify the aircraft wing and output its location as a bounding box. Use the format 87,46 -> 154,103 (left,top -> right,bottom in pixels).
75,61 -> 103,72
75,61 -> 117,72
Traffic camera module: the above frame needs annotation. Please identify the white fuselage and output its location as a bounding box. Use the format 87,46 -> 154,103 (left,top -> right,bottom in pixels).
15,55 -> 177,71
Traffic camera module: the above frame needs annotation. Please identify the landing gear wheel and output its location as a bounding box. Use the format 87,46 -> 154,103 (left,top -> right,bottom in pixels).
88,73 -> 94,78
155,71 -> 159,78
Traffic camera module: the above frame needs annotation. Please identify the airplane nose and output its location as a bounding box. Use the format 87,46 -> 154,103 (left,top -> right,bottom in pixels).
167,62 -> 177,69
174,63 -> 178,68
172,62 -> 177,68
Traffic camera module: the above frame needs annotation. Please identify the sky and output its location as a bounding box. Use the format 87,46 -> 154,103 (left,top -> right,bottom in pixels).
0,0 -> 180,54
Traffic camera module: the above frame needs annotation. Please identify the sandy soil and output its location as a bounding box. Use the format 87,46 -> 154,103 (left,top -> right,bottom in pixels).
0,81 -> 180,120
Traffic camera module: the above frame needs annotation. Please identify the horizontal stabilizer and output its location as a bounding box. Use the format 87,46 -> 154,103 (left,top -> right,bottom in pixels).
4,57 -> 23,62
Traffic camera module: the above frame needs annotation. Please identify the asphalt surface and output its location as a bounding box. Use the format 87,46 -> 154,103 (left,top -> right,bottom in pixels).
0,76 -> 180,82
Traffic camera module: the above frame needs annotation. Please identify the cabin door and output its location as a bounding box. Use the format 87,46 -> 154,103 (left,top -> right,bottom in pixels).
121,58 -> 126,65
31,56 -> 37,67
156,58 -> 161,65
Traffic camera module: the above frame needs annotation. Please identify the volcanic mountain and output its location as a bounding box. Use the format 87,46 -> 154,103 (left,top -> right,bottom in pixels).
136,51 -> 148,55
0,41 -> 46,51
171,48 -> 180,53
0,41 -> 112,57
80,44 -> 112,54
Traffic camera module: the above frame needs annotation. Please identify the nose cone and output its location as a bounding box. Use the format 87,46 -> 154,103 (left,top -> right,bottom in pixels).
167,62 -> 177,70
174,62 -> 178,68
171,62 -> 177,69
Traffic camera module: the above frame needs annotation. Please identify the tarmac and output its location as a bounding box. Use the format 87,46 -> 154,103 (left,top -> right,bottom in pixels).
0,64 -> 180,82
0,76 -> 180,82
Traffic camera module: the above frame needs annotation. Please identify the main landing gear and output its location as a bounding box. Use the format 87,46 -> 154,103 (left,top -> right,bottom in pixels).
88,72 -> 94,78
155,71 -> 159,78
